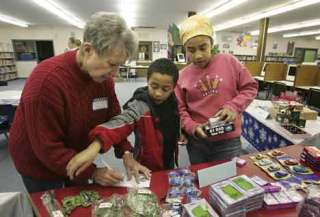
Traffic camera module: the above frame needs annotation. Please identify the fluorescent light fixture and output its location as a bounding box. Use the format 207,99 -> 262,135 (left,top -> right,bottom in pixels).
201,0 -> 248,18
316,35 -> 320,40
215,0 -> 320,31
32,0 -> 85,28
283,29 -> 320,38
119,0 -> 139,27
0,13 -> 29,27
250,19 -> 320,35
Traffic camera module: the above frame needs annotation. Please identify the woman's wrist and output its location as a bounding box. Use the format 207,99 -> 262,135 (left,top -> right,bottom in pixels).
123,150 -> 133,163
90,140 -> 102,153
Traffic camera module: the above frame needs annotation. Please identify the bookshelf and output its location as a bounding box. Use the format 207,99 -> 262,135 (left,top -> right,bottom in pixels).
234,55 -> 257,62
234,54 -> 296,63
0,43 -> 17,81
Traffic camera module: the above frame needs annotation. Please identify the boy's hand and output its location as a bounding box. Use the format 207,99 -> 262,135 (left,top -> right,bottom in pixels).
214,107 -> 236,122
178,133 -> 188,145
195,124 -> 208,139
93,167 -> 124,186
123,151 -> 151,183
67,140 -> 101,180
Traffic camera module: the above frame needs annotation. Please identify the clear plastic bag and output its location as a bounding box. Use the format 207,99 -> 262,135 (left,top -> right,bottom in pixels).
40,190 -> 65,217
126,188 -> 163,217
298,185 -> 320,217
92,194 -> 125,217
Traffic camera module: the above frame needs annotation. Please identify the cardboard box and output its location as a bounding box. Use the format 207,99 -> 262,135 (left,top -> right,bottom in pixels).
300,107 -> 318,120
269,106 -> 318,121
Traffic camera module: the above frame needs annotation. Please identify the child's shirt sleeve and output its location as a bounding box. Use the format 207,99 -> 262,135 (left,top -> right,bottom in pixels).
89,100 -> 150,152
223,56 -> 258,114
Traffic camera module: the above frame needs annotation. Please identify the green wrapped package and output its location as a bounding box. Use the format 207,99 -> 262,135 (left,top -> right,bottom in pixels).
93,195 -> 125,217
126,189 -> 162,217
62,191 -> 100,215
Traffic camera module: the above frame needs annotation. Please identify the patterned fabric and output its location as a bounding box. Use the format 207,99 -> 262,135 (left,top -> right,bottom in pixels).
241,111 -> 292,151
175,53 -> 258,141
9,50 -> 129,181
179,14 -> 213,45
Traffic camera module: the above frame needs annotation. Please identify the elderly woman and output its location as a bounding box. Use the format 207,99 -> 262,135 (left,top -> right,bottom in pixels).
9,12 -> 138,193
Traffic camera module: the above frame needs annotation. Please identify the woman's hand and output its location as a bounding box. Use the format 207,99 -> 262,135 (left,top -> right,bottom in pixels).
92,167 -> 124,186
66,140 -> 101,180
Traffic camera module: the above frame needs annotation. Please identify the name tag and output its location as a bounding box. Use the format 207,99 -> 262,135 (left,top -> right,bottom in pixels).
92,97 -> 108,111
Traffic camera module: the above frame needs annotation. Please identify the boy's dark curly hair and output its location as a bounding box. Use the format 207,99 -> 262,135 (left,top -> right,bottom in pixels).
147,58 -> 179,84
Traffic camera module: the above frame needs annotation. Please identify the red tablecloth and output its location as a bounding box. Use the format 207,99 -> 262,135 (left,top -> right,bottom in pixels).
30,144 -> 305,217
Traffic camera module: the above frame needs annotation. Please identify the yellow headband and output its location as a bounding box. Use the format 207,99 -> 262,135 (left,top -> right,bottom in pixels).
179,14 -> 213,45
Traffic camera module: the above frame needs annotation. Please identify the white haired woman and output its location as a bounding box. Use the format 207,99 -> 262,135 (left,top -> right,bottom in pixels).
9,12 -> 139,193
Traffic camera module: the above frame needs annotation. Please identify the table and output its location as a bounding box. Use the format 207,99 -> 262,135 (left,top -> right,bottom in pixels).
242,100 -> 320,151
254,76 -> 264,81
295,86 -> 320,90
30,144 -> 306,217
276,80 -> 294,87
253,77 -> 294,87
119,65 -> 148,80
0,90 -> 22,106
0,192 -> 34,217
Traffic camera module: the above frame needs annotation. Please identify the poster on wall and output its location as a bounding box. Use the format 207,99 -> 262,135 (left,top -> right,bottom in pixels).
272,42 -> 278,50
287,41 -> 295,56
12,40 -> 37,61
153,41 -> 160,52
138,42 -> 152,61
236,33 -> 254,48
160,44 -> 168,50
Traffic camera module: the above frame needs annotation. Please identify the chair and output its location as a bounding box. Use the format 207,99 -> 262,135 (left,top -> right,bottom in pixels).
244,61 -> 264,76
119,66 -> 129,80
128,61 -> 137,82
0,104 -> 16,140
128,70 -> 137,82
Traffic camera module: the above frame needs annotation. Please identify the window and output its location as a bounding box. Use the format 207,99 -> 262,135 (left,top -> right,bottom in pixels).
12,40 -> 36,61
12,40 -> 54,62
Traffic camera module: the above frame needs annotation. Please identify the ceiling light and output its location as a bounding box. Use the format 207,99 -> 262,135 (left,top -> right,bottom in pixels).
215,0 -> 320,31
0,13 -> 29,27
119,0 -> 139,27
250,19 -> 320,35
283,29 -> 320,38
316,35 -> 320,40
32,0 -> 85,29
201,0 -> 248,18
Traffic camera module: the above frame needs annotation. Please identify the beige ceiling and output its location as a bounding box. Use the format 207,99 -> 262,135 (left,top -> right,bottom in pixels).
0,0 -> 320,36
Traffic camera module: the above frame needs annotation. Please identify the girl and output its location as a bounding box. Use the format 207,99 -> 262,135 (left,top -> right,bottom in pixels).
175,15 -> 258,164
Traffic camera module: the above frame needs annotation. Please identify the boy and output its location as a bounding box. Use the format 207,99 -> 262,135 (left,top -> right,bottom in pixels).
67,58 -> 184,182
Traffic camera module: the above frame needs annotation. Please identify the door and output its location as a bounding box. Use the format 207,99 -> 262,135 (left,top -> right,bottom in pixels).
294,48 -> 304,63
36,40 -> 54,63
304,49 -> 317,62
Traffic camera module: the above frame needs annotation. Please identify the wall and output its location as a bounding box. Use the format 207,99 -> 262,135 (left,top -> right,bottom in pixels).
215,32 -> 257,55
216,31 -> 320,56
0,25 -> 168,78
0,25 -> 83,77
133,28 -> 168,61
